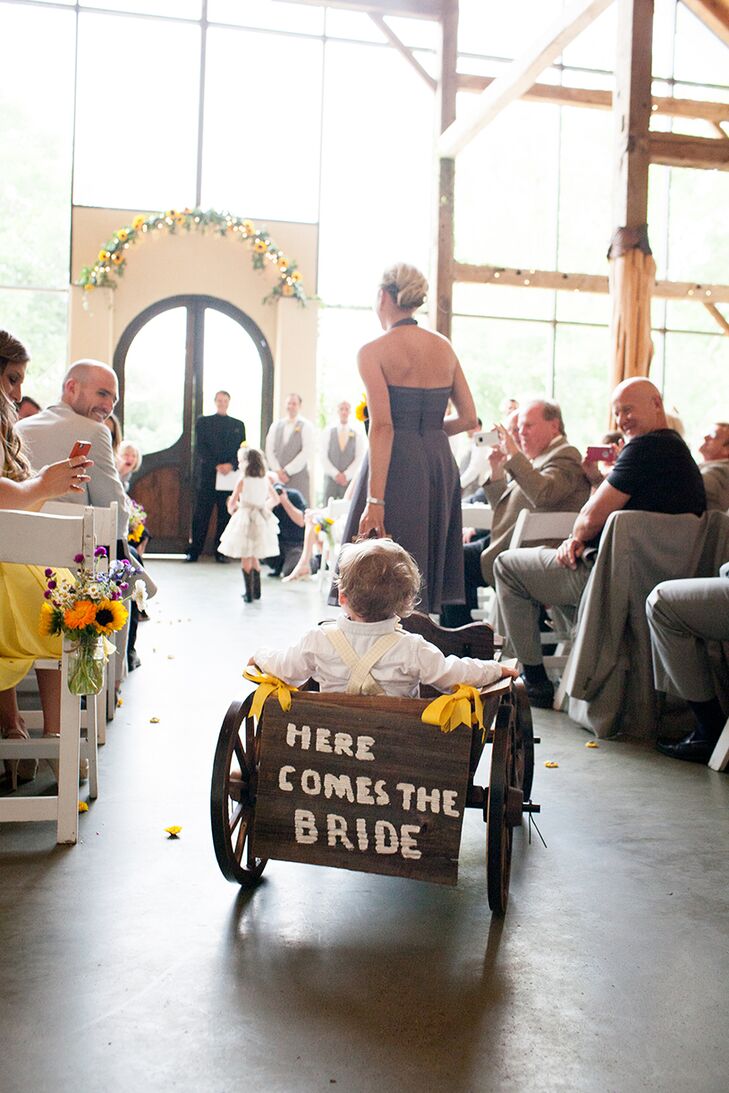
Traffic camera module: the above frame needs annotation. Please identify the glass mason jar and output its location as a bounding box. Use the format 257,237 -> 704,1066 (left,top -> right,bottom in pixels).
66,636 -> 106,696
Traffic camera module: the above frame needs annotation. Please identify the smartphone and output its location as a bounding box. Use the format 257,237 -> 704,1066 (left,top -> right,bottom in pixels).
474,430 -> 500,447
586,445 -> 616,463
69,440 -> 92,459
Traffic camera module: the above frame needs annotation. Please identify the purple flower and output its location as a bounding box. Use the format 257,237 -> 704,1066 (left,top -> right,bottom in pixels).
44,568 -> 53,577
74,553 -> 85,564
48,579 -> 57,590
94,546 -> 107,558
44,590 -> 52,599
120,582 -> 129,591
121,559 -> 131,568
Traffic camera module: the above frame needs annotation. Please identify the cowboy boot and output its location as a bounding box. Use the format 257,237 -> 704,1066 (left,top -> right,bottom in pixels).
252,570 -> 261,600
242,570 -> 253,603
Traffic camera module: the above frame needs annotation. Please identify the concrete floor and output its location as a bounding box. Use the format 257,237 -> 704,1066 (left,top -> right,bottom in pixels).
1,558 -> 728,1093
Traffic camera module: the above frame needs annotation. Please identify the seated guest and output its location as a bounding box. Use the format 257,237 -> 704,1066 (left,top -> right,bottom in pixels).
647,564 -> 729,763
320,399 -> 366,502
261,481 -> 306,577
251,538 -> 518,696
17,395 -> 41,419
495,378 -> 707,708
442,400 -> 589,628
117,439 -> 142,491
698,422 -> 729,512
0,330 -> 92,787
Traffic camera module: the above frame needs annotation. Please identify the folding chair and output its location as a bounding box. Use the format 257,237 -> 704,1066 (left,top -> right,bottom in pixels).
0,507 -> 99,844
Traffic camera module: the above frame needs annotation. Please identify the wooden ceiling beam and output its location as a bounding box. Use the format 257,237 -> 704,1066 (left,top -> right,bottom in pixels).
276,0 -> 443,19
649,131 -> 729,168
457,75 -> 729,125
680,0 -> 729,47
368,14 -> 437,89
454,262 -> 729,304
438,0 -> 614,158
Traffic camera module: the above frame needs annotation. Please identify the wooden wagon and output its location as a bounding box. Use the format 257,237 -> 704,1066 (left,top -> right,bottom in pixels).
210,616 -> 538,915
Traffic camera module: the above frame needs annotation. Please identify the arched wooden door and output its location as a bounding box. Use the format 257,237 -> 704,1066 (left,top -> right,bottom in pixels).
114,295 -> 274,553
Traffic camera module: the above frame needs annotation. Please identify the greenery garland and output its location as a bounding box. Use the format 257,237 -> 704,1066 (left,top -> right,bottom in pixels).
78,208 -> 307,305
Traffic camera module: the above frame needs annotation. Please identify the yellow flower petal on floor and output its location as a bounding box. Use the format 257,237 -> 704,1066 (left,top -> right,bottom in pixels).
78,801 -> 89,813
545,761 -> 559,768
64,599 -> 97,631
165,826 -> 182,837
585,741 -> 599,748
149,716 -> 160,723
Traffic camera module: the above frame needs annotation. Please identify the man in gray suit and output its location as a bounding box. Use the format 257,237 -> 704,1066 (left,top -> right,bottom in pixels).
265,392 -> 316,505
16,360 -> 131,530
320,400 -> 366,502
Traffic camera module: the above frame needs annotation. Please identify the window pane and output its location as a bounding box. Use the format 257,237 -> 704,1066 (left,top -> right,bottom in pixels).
665,168 -> 729,283
557,106 -> 613,273
653,0 -> 677,80
0,289 -> 68,411
456,101 -> 560,270
209,0 -> 324,33
664,331 -> 729,448
553,324 -> 612,454
316,307 -> 381,427
674,4 -> 729,86
202,28 -> 322,221
318,40 -> 433,305
454,282 -> 556,322
560,4 -> 616,71
79,0 -> 201,15
457,0 -> 562,60
74,13 -> 200,208
0,3 -> 75,288
555,290 -> 610,325
451,316 -> 554,425
203,308 -> 263,450
325,9 -> 384,43
123,307 -> 187,455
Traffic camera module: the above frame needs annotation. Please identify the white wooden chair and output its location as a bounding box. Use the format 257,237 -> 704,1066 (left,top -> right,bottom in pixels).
317,497 -> 350,592
461,503 -> 493,532
42,501 -> 119,736
0,507 -> 100,844
709,717 -> 729,772
507,509 -> 579,709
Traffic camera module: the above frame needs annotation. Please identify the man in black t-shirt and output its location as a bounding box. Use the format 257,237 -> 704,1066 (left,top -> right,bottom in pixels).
261,484 -> 306,577
493,378 -> 706,708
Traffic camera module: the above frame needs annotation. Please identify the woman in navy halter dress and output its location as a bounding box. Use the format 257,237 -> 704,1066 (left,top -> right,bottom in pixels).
333,264 -> 479,615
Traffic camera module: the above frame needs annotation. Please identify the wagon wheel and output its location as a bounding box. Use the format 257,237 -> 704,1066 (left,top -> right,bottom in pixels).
512,679 -> 535,801
210,695 -> 267,886
486,702 -> 523,916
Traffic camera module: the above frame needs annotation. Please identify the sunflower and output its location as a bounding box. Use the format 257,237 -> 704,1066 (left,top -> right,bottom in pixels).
282,283 -> 294,296
64,600 -> 98,631
132,215 -> 146,231
355,395 -> 368,423
117,228 -> 129,242
39,602 -> 60,637
92,599 -> 128,636
253,239 -> 267,254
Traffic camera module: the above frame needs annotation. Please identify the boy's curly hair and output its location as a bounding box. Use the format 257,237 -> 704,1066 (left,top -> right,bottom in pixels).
337,538 -> 421,622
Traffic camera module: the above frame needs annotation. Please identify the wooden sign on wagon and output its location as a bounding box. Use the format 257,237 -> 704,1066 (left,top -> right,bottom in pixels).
252,692 -> 473,886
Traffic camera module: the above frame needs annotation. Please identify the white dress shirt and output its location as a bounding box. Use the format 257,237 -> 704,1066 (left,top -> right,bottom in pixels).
253,615 -> 502,697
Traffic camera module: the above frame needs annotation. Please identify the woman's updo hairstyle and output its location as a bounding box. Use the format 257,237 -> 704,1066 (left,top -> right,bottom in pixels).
380,263 -> 428,311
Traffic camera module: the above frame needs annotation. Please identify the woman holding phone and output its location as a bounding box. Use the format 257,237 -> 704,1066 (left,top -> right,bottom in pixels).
0,331 -> 92,788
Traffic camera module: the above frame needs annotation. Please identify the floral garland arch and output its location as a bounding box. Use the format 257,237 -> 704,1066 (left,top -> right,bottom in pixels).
78,208 -> 307,305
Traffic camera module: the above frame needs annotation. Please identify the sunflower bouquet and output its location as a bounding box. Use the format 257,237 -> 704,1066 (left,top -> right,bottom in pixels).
39,548 -> 143,695
314,515 -> 336,549
127,500 -> 148,545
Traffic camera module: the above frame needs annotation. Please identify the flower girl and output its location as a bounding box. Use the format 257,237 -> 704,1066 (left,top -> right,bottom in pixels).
218,447 -> 280,602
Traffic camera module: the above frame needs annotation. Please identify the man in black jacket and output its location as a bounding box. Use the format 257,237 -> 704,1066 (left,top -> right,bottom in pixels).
186,390 -> 245,562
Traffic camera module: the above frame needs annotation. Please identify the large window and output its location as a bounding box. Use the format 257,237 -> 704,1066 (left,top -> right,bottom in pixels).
0,0 -> 727,446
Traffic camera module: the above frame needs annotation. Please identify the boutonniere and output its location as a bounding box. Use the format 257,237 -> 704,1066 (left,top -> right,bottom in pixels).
294,424 -> 301,433
348,430 -> 355,439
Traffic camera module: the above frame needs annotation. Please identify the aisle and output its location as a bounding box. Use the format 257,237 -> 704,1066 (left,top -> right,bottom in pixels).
0,558 -> 727,1093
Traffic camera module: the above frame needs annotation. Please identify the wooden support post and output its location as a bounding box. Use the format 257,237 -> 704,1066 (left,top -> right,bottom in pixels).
433,0 -> 458,339
608,0 -> 656,397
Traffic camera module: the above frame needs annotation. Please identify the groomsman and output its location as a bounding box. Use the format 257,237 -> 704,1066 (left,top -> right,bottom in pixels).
265,392 -> 316,505
320,399 -> 366,502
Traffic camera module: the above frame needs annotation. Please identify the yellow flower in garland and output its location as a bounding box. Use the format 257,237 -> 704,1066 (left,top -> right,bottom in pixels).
242,219 -> 254,236
111,253 -> 124,266
92,599 -> 128,636
117,228 -> 129,242
277,256 -> 289,270
253,239 -> 267,254
132,215 -> 146,231
282,283 -> 294,296
64,600 -> 97,631
39,602 -> 58,637
291,270 -> 302,282
98,249 -> 110,262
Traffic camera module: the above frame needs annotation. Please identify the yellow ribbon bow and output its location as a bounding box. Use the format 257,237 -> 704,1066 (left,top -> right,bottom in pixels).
421,684 -> 484,735
243,668 -> 297,721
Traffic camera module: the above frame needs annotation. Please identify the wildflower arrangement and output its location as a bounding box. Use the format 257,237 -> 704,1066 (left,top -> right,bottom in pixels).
127,500 -> 147,545
314,516 -> 336,548
39,548 -> 145,694
78,208 -> 307,305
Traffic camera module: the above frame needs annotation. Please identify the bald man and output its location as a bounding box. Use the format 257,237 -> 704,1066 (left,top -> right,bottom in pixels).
494,379 -> 707,707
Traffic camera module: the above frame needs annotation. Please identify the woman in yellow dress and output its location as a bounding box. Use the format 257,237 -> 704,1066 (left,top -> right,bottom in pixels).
0,331 -> 92,787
